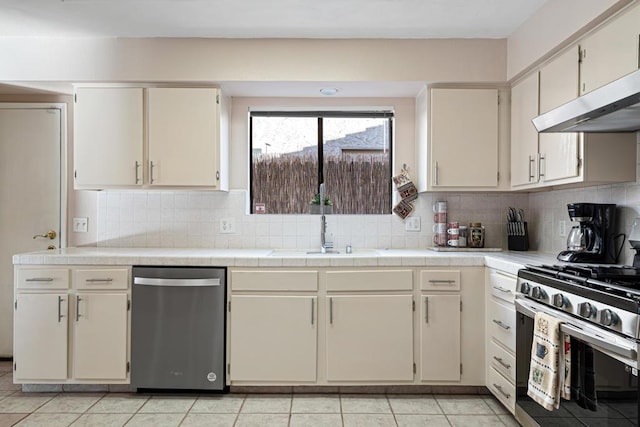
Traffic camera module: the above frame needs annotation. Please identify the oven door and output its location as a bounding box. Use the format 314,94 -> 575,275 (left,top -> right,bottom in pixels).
515,297 -> 639,427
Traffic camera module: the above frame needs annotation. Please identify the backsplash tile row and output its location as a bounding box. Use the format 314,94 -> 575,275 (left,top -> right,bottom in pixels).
96,190 -> 528,251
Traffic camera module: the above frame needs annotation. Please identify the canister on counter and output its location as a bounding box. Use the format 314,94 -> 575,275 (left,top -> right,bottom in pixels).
469,222 -> 485,248
459,226 -> 468,247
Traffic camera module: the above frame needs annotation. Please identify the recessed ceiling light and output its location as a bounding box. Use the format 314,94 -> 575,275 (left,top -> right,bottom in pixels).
319,88 -> 339,96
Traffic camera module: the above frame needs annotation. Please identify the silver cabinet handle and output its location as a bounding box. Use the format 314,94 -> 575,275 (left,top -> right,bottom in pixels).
26,277 -> 53,282
425,297 -> 429,323
76,295 -> 82,322
493,319 -> 511,330
329,297 -> 333,325
134,277 -> 220,287
85,278 -> 113,283
528,156 -> 535,181
149,161 -> 155,184
493,356 -> 511,370
434,161 -> 439,186
493,384 -> 511,399
428,280 -> 455,284
538,152 -> 545,180
311,298 -> 314,326
135,161 -> 141,184
57,296 -> 65,323
493,286 -> 512,294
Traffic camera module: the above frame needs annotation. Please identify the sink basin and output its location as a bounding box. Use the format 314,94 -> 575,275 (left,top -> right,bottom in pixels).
268,249 -> 380,257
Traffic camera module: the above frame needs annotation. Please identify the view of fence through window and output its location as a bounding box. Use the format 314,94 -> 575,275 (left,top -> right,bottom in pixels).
250,112 -> 392,214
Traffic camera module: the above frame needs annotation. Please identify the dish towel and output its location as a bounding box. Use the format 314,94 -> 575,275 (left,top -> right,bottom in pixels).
527,311 -> 571,410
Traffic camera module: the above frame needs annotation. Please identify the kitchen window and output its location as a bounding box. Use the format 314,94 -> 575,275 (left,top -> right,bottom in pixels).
250,111 -> 393,215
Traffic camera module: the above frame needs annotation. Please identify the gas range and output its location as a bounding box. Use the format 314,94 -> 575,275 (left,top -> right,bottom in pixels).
517,264 -> 640,340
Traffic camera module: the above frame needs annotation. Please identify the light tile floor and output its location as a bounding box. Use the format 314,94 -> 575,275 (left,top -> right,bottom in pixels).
0,362 -> 520,427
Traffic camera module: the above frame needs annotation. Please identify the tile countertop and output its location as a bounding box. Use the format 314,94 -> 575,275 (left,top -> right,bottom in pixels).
12,247 -> 560,271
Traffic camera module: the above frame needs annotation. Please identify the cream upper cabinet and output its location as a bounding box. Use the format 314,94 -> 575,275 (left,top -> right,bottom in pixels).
325,294 -> 413,382
73,86 -> 228,190
510,72 -> 539,189
579,3 -> 640,95
430,88 -> 499,188
538,47 -> 580,184
229,295 -> 317,382
74,87 -> 144,189
147,88 -> 221,187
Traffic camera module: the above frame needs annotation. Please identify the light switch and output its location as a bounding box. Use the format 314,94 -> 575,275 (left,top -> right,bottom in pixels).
405,216 -> 421,232
73,217 -> 88,233
220,217 -> 236,234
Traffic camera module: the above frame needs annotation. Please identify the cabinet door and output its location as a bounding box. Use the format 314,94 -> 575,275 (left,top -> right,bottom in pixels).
14,293 -> 68,380
147,88 -> 219,187
74,87 -> 144,188
580,4 -> 640,94
539,47 -> 580,183
419,294 -> 461,381
430,89 -> 498,187
326,295 -> 413,381
73,293 -> 128,380
229,295 -> 317,382
510,73 -> 539,188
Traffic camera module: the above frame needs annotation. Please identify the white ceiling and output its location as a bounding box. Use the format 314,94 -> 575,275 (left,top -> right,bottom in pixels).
0,0 -> 546,39
0,0 -> 547,97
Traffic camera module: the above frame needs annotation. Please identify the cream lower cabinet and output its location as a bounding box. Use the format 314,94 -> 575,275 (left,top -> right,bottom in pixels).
14,293 -> 68,380
228,269 -> 319,384
325,294 -> 413,382
13,266 -> 130,384
229,295 -> 317,382
419,294 -> 461,381
485,267 -> 518,413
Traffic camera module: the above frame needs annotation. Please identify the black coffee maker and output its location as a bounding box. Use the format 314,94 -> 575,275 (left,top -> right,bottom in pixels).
557,203 -> 618,264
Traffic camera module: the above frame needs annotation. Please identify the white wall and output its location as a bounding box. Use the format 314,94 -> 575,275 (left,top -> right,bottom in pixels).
507,0 -> 630,79
0,38 -> 506,83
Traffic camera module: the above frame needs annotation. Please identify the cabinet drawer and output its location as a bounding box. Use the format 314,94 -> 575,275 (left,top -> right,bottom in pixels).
488,366 -> 515,414
17,268 -> 69,290
231,270 -> 318,291
488,339 -> 515,381
420,270 -> 460,291
326,270 -> 413,292
489,299 -> 516,352
489,270 -> 517,304
75,268 -> 129,290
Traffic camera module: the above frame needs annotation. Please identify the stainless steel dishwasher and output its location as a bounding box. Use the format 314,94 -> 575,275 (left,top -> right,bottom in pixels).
131,266 -> 226,391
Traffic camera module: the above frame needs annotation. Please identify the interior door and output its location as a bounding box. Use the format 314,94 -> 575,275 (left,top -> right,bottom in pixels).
0,105 -> 62,357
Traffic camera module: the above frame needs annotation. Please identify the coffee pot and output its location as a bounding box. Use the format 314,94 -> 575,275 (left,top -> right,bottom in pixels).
566,224 -> 595,252
557,203 -> 618,263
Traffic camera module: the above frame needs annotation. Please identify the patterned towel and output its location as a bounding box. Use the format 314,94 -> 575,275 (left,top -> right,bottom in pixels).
527,311 -> 571,410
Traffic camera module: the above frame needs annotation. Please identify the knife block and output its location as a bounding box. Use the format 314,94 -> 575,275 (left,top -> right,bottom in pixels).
507,222 -> 529,251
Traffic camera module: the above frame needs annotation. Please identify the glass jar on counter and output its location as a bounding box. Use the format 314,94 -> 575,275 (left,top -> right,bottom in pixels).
458,226 -> 468,247
469,222 -> 485,248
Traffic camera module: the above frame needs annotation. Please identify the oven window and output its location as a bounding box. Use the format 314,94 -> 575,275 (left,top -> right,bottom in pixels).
516,312 -> 639,426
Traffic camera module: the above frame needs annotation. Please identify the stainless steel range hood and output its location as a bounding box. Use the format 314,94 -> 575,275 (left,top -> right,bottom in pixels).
532,69 -> 640,133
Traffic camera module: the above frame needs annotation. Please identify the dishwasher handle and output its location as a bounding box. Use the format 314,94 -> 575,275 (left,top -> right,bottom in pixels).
134,277 -> 221,287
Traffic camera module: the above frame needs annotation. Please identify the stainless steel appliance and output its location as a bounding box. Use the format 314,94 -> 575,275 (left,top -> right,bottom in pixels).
131,266 -> 226,391
532,68 -> 640,133
557,203 -> 620,264
515,264 -> 640,426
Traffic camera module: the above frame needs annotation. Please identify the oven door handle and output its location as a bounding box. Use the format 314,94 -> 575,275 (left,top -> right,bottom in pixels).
559,323 -> 637,360
515,299 -> 637,361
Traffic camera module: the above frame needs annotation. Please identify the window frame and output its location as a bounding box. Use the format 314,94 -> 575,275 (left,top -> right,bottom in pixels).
249,110 -> 394,215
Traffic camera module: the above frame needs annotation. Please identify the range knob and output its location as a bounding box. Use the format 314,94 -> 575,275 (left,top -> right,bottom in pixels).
579,302 -> 597,319
553,294 -> 568,308
531,286 -> 547,300
520,282 -> 531,294
600,309 -> 619,327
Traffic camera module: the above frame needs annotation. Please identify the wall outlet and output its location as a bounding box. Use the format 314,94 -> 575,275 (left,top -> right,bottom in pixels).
559,220 -> 567,237
219,217 -> 236,234
73,217 -> 88,233
405,216 -> 421,232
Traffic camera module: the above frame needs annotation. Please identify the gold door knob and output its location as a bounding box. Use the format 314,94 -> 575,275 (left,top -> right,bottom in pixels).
33,230 -> 57,240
